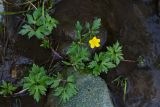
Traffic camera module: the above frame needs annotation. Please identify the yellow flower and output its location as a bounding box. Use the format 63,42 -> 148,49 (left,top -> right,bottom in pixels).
89,36 -> 101,49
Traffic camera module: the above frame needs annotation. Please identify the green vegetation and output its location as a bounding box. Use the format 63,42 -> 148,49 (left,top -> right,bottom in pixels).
75,18 -> 101,41
49,73 -> 77,103
0,81 -> 16,97
137,56 -> 145,66
112,76 -> 127,101
40,39 -> 51,48
106,42 -> 124,65
88,42 -> 123,76
64,19 -> 124,76
22,64 -> 77,103
64,42 -> 90,71
0,16 -> 124,103
22,64 -> 49,102
88,53 -> 116,76
64,18 -> 102,70
1,0 -> 124,102
17,2 -> 78,103
19,8 -> 58,39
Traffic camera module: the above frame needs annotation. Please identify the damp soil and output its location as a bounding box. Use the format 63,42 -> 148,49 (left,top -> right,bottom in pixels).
0,96 -> 46,107
0,0 -> 160,107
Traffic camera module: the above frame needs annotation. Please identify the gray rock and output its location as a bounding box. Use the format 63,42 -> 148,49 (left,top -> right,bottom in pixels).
45,72 -> 114,107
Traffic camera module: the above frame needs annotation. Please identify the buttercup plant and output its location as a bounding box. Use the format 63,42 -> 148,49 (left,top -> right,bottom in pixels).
18,3 -> 78,103
22,64 -> 49,102
0,0 -> 125,104
106,41 -> 124,65
88,52 -> 116,76
65,19 -> 124,76
88,41 -> 123,76
19,6 -> 62,59
73,18 -> 101,46
19,8 -> 58,39
0,81 -> 16,97
64,42 -> 90,71
64,18 -> 102,70
18,13 -> 124,103
48,73 -> 77,103
22,64 -> 77,103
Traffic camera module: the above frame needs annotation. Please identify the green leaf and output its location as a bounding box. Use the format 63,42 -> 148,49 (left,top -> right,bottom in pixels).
34,88 -> 41,102
35,29 -> 45,39
26,14 -> 35,24
62,61 -> 72,66
88,41 -> 123,76
18,29 -> 29,35
33,8 -> 42,20
76,21 -> 82,32
67,75 -> 75,83
88,61 -> 97,69
92,66 -> 101,76
56,82 -> 77,103
106,41 -> 124,65
54,87 -> 64,96
51,73 -> 77,103
94,53 -> 99,62
92,18 -> 101,30
28,31 -> 35,38
51,79 -> 61,88
89,52 -> 116,76
22,24 -> 32,29
67,43 -> 90,70
36,16 -> 45,26
19,8 -> 58,40
75,21 -> 82,40
0,81 -> 16,96
40,39 -> 50,48
85,22 -> 90,30
38,85 -> 47,95
22,64 -> 48,102
0,11 -> 26,15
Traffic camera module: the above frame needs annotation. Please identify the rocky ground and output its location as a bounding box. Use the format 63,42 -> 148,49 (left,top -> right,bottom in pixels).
0,0 -> 160,107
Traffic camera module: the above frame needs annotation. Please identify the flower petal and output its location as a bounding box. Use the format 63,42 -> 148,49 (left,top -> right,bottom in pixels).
89,40 -> 92,44
97,39 -> 100,43
95,43 -> 100,47
90,44 -> 95,48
